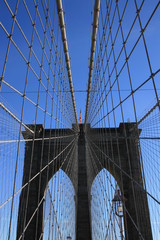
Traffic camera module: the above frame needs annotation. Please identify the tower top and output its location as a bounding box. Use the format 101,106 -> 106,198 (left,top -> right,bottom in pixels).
79,110 -> 82,124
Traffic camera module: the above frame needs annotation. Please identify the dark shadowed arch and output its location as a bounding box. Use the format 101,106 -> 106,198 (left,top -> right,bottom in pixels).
85,123 -> 153,240
17,125 -> 78,240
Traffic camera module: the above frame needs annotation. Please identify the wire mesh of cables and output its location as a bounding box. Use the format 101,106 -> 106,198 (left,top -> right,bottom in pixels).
0,0 -> 78,239
85,0 -> 160,239
1,0 -> 160,239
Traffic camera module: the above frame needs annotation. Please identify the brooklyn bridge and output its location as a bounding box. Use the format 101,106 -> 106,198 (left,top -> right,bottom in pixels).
0,0 -> 160,239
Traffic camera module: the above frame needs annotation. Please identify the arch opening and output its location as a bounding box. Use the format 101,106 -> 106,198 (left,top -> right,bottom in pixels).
91,168 -> 125,240
43,169 -> 76,240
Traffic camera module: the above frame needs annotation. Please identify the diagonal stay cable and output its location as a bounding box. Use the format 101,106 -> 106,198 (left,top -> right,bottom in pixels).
86,135 -> 160,205
0,137 -> 77,209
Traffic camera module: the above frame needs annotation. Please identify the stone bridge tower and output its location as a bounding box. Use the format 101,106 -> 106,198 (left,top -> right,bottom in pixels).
17,123 -> 152,240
